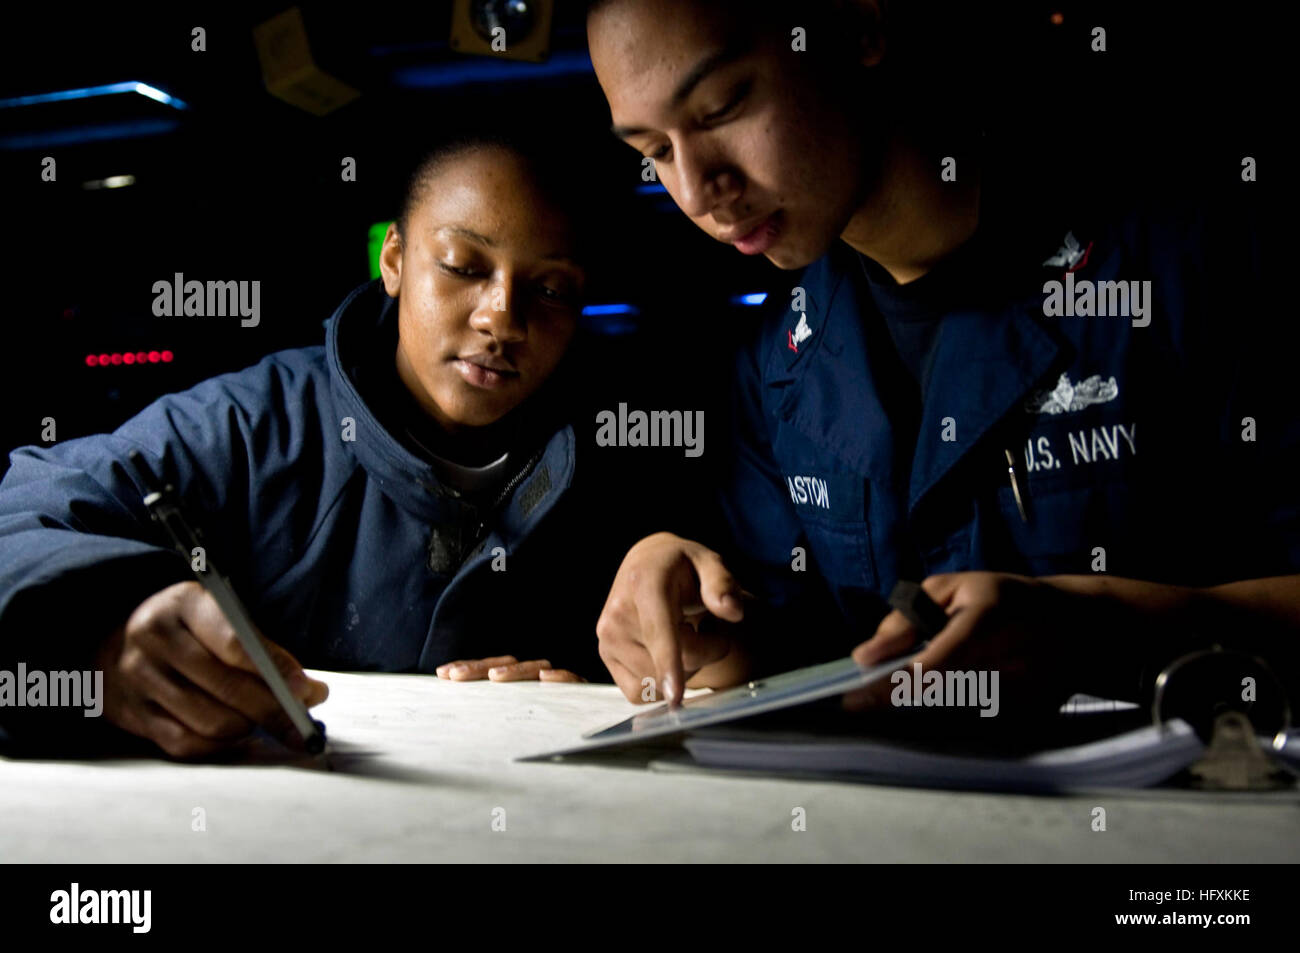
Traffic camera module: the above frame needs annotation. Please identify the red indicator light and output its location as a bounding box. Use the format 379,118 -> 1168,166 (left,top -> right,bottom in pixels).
87,349 -> 173,367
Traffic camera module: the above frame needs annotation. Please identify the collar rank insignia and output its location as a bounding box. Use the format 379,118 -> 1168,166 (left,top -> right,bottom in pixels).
787,312 -> 813,353
1042,230 -> 1093,274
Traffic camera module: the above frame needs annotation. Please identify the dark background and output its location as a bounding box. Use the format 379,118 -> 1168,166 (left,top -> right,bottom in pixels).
0,0 -> 1283,476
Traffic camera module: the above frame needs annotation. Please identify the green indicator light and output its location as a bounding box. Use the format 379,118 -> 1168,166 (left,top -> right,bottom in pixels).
368,221 -> 392,280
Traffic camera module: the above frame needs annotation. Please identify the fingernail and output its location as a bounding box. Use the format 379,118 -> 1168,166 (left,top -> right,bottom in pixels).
662,673 -> 677,704
288,669 -> 308,690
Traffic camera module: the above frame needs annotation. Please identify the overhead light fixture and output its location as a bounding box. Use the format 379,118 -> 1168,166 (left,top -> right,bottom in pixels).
0,81 -> 188,111
82,174 -> 137,190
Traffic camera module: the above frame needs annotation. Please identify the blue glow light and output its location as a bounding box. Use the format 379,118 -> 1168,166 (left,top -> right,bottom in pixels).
732,292 -> 769,306
131,83 -> 187,109
391,50 -> 594,89
0,119 -> 180,150
635,183 -> 668,195
582,316 -> 638,335
0,81 -> 188,111
582,303 -> 641,316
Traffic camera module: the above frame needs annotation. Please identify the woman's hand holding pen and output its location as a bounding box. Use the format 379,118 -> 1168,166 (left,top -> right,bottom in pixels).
95,580 -> 329,759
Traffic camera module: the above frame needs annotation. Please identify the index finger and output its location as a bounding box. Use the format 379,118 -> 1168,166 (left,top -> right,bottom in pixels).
177,583 -> 306,684
636,586 -> 687,708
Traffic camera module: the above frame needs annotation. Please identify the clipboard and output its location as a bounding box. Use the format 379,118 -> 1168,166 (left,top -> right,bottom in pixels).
518,580 -> 943,763
517,651 -> 921,761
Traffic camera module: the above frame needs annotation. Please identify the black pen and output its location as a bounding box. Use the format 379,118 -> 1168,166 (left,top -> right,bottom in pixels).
127,450 -> 327,754
888,580 -> 950,642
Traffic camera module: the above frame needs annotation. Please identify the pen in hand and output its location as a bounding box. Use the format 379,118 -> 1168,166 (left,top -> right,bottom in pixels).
127,450 -> 327,755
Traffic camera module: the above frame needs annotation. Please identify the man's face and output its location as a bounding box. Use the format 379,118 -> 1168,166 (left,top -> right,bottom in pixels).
589,0 -> 878,270
381,148 -> 585,433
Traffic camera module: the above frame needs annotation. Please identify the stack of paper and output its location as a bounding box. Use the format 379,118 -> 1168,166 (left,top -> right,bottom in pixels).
681,719 -> 1206,792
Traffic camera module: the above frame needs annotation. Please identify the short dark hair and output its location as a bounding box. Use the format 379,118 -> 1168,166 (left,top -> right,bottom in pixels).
395,128 -> 595,260
584,0 -> 863,77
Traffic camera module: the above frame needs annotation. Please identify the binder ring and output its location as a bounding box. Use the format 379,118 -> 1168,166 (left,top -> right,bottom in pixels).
1151,646 -> 1292,733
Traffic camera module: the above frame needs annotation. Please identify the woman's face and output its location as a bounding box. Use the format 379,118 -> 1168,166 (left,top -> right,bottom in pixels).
588,0 -> 881,271
381,148 -> 585,432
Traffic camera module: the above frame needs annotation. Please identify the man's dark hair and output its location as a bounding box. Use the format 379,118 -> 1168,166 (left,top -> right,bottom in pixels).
583,0 -> 990,148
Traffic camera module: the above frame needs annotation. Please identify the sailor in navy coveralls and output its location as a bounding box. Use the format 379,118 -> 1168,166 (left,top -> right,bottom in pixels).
586,0 -> 1298,714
